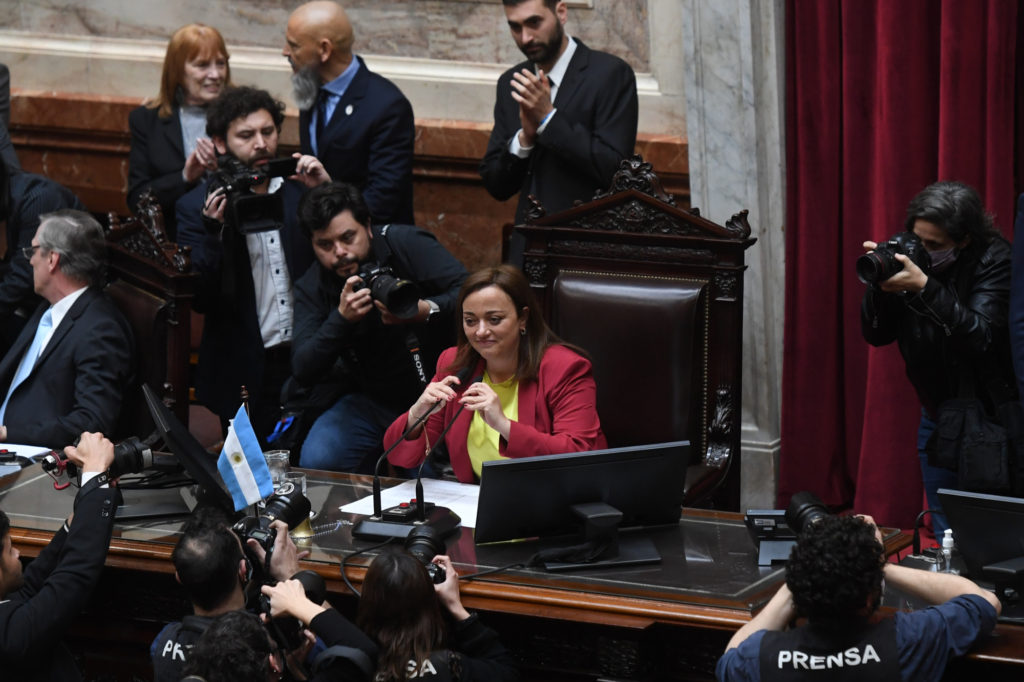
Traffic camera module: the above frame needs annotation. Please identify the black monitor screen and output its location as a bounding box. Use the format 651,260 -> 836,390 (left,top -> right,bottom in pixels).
474,440 -> 690,544
938,488 -> 1024,578
142,384 -> 233,512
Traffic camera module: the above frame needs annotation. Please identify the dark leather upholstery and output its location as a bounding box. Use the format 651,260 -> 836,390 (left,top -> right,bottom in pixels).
515,155 -> 755,509
551,270 -> 703,447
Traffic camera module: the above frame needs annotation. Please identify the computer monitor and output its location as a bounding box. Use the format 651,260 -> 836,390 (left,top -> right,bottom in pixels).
134,384 -> 233,513
474,441 -> 690,568
938,488 -> 1024,579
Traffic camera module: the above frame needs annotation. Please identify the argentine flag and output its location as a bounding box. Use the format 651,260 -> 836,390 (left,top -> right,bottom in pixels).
217,404 -> 275,511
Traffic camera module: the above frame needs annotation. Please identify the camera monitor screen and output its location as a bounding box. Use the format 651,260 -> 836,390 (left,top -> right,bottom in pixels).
937,488 -> 1024,579
474,440 -> 690,545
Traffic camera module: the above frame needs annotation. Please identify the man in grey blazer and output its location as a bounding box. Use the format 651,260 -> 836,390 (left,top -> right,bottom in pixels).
480,0 -> 638,229
0,210 -> 133,448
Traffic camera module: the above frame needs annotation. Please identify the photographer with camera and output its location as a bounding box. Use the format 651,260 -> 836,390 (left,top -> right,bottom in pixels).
291,182 -> 467,471
860,181 -> 1015,535
717,513 -> 1000,681
0,432 -> 121,681
151,508 -> 310,682
177,86 -> 331,445
355,548 -> 518,682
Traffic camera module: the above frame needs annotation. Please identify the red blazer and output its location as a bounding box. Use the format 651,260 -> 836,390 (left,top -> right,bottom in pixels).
385,344 -> 607,483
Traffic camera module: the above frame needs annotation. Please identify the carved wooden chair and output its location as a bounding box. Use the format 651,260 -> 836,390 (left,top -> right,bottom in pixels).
105,192 -> 198,435
515,156 -> 755,509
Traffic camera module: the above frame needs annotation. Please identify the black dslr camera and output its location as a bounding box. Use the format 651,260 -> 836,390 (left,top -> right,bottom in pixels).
856,231 -> 931,285
259,569 -> 326,651
206,155 -> 298,234
41,436 -> 153,488
785,490 -> 831,535
233,484 -> 311,558
405,525 -> 447,584
355,262 -> 420,319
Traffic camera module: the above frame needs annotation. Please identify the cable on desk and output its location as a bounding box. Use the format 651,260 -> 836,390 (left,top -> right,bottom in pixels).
458,562 -> 526,580
340,537 -> 396,597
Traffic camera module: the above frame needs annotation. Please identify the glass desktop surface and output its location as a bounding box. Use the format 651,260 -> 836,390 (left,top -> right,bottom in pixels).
0,466 -> 825,612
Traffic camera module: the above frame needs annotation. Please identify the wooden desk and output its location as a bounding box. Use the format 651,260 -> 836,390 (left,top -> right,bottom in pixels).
0,467 -> 1017,681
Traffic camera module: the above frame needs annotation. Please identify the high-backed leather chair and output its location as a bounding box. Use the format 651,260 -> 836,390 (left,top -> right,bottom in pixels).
515,156 -> 754,509
105,192 -> 198,434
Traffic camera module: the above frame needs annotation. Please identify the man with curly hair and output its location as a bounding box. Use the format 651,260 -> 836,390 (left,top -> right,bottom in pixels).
717,515 -> 1000,681
176,86 -> 331,444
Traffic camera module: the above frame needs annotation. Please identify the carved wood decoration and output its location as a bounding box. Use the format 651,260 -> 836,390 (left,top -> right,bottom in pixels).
517,155 -> 755,510
104,192 -> 198,427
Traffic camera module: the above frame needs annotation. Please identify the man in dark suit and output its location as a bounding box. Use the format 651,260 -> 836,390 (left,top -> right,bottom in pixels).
283,1 -> 415,225
0,162 -> 84,355
480,0 -> 638,228
0,432 -> 121,681
177,86 -> 331,444
0,210 -> 133,448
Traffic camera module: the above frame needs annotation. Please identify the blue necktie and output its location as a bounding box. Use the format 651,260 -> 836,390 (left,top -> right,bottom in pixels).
0,309 -> 53,424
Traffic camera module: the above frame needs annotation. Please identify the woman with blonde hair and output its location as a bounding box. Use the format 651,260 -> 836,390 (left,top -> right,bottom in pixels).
127,23 -> 230,236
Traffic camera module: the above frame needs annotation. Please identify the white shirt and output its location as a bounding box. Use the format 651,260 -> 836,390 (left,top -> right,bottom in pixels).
509,36 -> 578,158
244,177 -> 293,348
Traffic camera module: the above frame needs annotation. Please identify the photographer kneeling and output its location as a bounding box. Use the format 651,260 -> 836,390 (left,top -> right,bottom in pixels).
717,514 -> 1000,681
0,432 -> 120,680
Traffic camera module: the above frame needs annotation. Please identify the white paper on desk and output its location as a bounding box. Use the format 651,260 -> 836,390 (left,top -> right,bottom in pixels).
2,443 -> 51,460
1,444 -> 50,464
341,479 -> 482,528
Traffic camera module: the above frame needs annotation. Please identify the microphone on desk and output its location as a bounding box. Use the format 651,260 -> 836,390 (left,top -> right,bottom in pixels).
353,366 -> 473,540
414,373 -> 481,522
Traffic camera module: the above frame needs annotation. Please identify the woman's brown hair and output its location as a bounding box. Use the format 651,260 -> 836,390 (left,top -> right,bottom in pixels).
356,550 -> 446,681
149,24 -> 231,117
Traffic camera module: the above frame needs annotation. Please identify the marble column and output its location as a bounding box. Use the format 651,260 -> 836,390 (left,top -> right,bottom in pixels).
681,0 -> 786,509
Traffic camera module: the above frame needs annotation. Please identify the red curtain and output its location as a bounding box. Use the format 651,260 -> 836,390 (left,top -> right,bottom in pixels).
780,0 -> 1020,528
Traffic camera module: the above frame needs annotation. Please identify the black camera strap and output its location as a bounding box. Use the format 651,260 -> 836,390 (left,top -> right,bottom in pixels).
405,330 -> 429,387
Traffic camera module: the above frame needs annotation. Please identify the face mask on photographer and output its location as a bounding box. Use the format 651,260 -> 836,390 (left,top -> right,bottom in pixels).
928,246 -> 958,273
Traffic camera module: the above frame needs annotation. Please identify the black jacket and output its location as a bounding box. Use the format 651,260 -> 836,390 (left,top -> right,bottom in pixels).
861,235 -> 1015,415
0,479 -> 122,681
379,614 -> 518,682
291,223 -> 467,413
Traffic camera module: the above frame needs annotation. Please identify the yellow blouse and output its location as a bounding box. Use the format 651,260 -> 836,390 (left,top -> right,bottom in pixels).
466,370 -> 519,478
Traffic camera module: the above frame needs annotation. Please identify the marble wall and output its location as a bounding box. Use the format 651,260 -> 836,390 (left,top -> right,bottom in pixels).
681,0 -> 785,509
0,0 -> 683,135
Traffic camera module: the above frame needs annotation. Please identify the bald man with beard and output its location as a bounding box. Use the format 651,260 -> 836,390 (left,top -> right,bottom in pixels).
283,1 -> 415,225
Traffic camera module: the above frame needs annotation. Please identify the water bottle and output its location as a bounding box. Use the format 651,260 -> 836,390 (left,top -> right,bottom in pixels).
941,529 -> 959,575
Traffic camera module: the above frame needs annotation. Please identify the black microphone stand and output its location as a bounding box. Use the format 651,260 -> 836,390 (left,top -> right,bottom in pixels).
352,369 -> 474,540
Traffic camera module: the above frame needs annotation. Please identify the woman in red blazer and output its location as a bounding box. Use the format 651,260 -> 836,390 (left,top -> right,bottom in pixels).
385,265 -> 606,483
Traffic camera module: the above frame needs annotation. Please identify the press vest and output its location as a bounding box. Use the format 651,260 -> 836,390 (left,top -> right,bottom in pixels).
758,618 -> 901,681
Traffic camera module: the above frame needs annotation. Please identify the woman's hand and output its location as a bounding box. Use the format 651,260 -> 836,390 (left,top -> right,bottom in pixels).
407,374 -> 465,429
460,382 -> 511,438
260,579 -> 326,625
183,137 -> 218,183
432,555 -> 470,621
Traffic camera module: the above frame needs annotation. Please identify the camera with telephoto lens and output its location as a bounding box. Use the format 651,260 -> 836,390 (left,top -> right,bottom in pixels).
232,483 -> 311,557
404,525 -> 446,584
259,569 -> 326,651
206,155 -> 298,234
41,436 -> 153,484
355,262 -> 420,319
856,231 -> 931,285
785,491 -> 831,535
